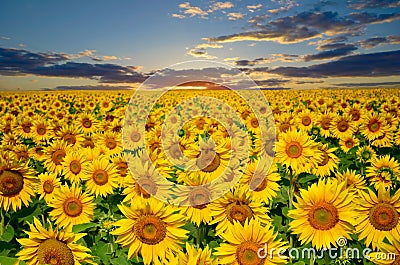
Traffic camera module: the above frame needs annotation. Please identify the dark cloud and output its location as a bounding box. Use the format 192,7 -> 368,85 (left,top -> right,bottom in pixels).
332,81 -> 400,87
269,50 -> 400,77
0,47 -> 147,83
303,43 -> 358,61
349,12 -> 400,24
348,0 -> 400,10
52,85 -> 133,90
255,78 -> 289,87
359,35 -> 400,49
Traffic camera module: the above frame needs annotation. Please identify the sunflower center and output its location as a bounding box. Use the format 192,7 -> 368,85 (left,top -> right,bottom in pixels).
37,124 -> 47,135
22,123 -> 32,133
250,118 -> 259,128
197,153 -> 221,173
137,178 -> 158,198
337,120 -> 349,132
226,203 -> 253,224
82,118 -> 92,128
286,141 -> 302,158
302,116 -> 312,126
63,198 -> 83,217
134,215 -> 166,245
69,160 -> 81,175
93,169 -> 109,186
43,180 -> 54,194
52,150 -> 66,165
106,138 -> 117,149
368,119 -> 381,133
62,134 -> 76,145
37,239 -> 74,265
318,151 -> 329,166
236,241 -> 264,265
249,175 -> 268,192
189,187 -> 211,209
369,203 -> 399,231
361,150 -> 371,160
345,139 -> 354,148
130,131 -> 141,142
0,170 -> 24,197
391,255 -> 400,265
279,122 -> 290,133
117,162 -> 128,177
308,202 -> 339,230
320,117 -> 331,130
350,109 -> 361,121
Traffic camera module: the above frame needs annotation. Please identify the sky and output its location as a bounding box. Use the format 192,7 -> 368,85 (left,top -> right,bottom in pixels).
0,0 -> 400,90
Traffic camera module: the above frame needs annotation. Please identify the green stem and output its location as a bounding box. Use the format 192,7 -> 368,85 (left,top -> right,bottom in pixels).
288,169 -> 296,262
0,208 -> 4,237
310,251 -> 314,265
324,251 -> 330,265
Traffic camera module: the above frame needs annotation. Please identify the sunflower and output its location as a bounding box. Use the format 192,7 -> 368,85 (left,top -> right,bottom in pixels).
17,117 -> 33,138
361,112 -> 389,141
111,153 -> 132,187
356,145 -> 377,164
312,143 -> 339,178
37,172 -> 61,203
31,115 -> 52,143
295,108 -> 315,132
336,169 -> 367,194
0,153 -> 36,212
288,179 -> 356,250
61,150 -> 89,184
372,130 -> 394,148
43,140 -> 71,174
339,135 -> 360,153
355,188 -> 400,250
179,243 -> 219,265
330,113 -> 355,140
56,124 -> 84,148
111,198 -> 188,265
366,155 -> 400,190
275,129 -> 322,174
367,235 -> 400,265
210,187 -> 270,236
316,110 -> 335,138
215,218 -> 287,265
97,131 -> 122,156
74,112 -> 100,134
275,112 -> 295,134
16,217 -> 94,265
82,156 -> 119,197
48,184 -> 95,228
241,157 -> 281,204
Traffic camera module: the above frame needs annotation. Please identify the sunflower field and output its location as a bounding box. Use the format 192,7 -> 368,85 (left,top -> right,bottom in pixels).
0,88 -> 399,265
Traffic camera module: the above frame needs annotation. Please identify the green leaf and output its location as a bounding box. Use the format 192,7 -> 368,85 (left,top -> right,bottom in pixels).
298,174 -> 318,184
110,256 -> 130,265
0,256 -> 19,265
0,225 -> 14,242
209,240 -> 219,249
282,207 -> 289,218
72,222 -> 98,233
293,261 -> 306,265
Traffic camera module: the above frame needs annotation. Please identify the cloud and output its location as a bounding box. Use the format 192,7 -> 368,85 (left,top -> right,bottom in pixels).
227,12 -> 244,20
209,2 -> 234,11
195,43 -> 223,49
52,85 -> 133,90
332,81 -> 400,87
178,2 -> 208,18
348,0 -> 400,10
268,50 -> 400,77
206,11 -> 358,44
358,35 -> 400,49
255,78 -> 289,87
186,48 -> 217,59
247,4 -> 262,12
350,12 -> 400,24
0,47 -> 147,83
171,13 -> 186,19
233,54 -> 299,66
303,43 -> 358,61
267,0 -> 297,14
1,36 -> 11,40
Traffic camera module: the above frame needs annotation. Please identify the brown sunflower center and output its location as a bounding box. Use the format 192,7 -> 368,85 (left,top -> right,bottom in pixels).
69,160 -> 81,175
37,239 -> 74,265
189,187 -> 211,209
337,120 -> 349,132
43,180 -> 54,194
93,169 -> 109,186
52,149 -> 66,165
302,116 -> 312,126
130,131 -> 141,142
117,162 -> 128,177
63,198 -> 83,217
62,134 -> 76,145
286,141 -> 303,158
318,151 -> 329,166
236,241 -> 264,265
22,123 -> 32,133
308,202 -> 339,230
250,118 -> 259,128
197,153 -> 221,173
0,170 -> 24,197
106,138 -> 117,149
249,175 -> 268,192
134,215 -> 166,245
369,203 -> 399,231
279,122 -> 291,133
320,117 -> 331,130
345,139 -> 354,148
368,119 -> 381,133
37,124 -> 47,135
350,109 -> 361,121
82,118 -> 92,128
226,203 -> 253,224
137,178 -> 158,198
